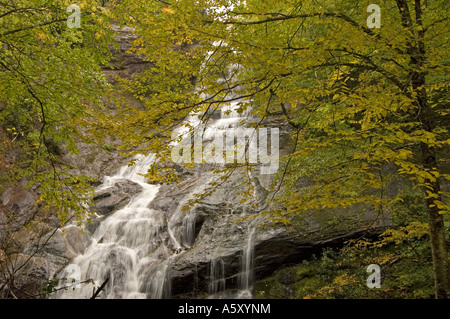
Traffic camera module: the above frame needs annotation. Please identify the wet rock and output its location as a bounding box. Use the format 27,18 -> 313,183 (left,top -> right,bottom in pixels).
146,165 -> 391,297
91,180 -> 142,216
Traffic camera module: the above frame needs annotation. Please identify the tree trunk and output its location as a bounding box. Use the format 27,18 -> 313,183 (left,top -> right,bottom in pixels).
398,0 -> 450,298
416,70 -> 449,299
421,144 -> 450,299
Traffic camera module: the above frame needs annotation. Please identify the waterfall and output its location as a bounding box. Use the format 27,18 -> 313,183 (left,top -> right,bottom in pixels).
142,262 -> 172,299
207,257 -> 226,296
237,226 -> 256,299
56,154 -> 176,299
220,100 -> 250,119
54,49 -> 260,298
193,263 -> 199,294
181,208 -> 197,248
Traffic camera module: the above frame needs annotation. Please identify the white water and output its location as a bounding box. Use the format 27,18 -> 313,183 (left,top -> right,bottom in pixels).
57,154 -> 177,299
220,100 -> 250,119
237,226 -> 256,299
181,208 -> 197,248
208,257 -> 226,295
55,111 -> 258,299
56,52 -> 260,298
206,225 -> 257,299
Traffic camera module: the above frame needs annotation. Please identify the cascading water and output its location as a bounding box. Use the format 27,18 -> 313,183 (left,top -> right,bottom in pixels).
142,262 -> 172,299
56,154 -> 177,299
55,37 -> 261,299
237,226 -> 256,299
181,208 -> 197,248
55,101 -> 259,299
207,257 -> 226,296
220,100 -> 251,120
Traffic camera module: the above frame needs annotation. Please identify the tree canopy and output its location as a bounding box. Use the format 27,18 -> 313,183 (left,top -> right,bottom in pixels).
0,0 -> 116,224
0,0 -> 448,298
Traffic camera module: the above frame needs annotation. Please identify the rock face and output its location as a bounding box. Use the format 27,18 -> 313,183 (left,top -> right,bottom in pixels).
1,181 -> 40,236
142,166 -> 390,297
